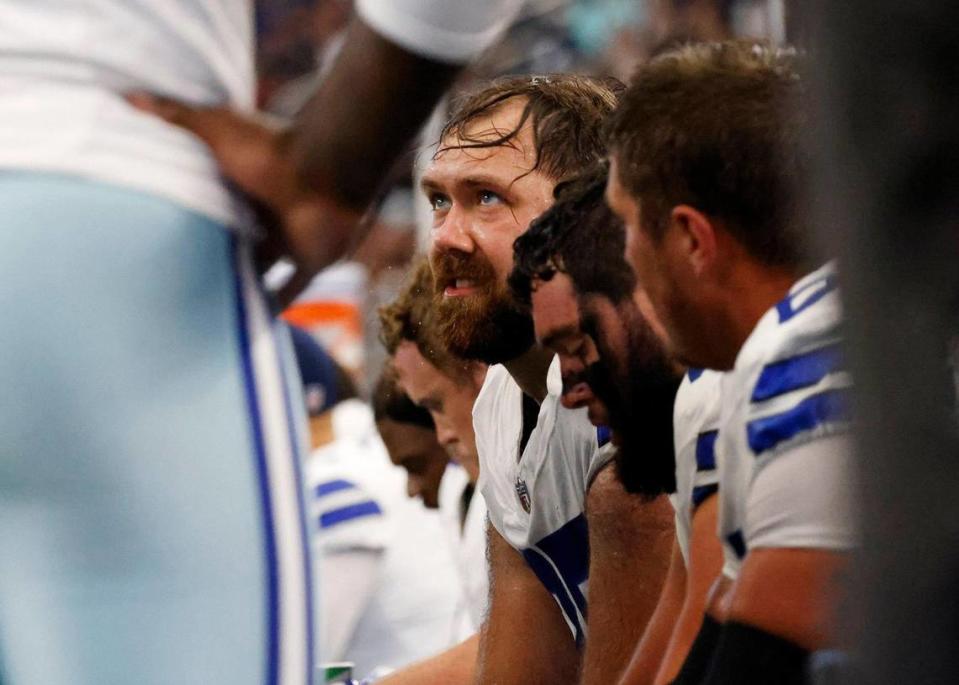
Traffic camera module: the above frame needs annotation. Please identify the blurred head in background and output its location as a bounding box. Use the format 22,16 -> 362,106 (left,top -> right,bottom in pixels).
424,74 -> 622,365
370,368 -> 449,509
379,259 -> 486,482
606,41 -> 808,370
288,324 -> 358,449
511,165 -> 680,496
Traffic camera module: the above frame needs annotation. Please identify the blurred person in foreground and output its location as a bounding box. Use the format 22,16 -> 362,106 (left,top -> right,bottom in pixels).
420,74 -> 673,684
606,41 -> 857,684
510,166 -> 724,685
291,326 -> 462,680
0,1 -> 525,682
379,259 -> 490,643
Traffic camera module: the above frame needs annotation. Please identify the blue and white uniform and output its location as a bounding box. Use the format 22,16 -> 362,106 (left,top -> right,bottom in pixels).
437,466 -> 490,641
0,2 -> 522,683
308,401 -> 461,679
474,356 -> 613,646
717,262 -> 858,579
671,369 -> 723,567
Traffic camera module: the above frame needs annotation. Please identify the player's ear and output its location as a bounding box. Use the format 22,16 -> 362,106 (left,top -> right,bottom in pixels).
669,205 -> 717,277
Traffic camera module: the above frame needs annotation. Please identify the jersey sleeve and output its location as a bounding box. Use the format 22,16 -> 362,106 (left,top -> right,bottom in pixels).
355,0 -> 526,64
741,272 -> 857,551
309,476 -> 389,553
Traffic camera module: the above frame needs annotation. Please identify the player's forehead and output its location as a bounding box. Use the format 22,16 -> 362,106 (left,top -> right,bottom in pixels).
424,99 -> 537,189
393,340 -> 451,399
531,273 -> 583,344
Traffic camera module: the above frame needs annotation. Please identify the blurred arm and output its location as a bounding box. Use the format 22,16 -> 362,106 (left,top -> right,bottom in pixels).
376,633 -> 479,684
318,549 -> 383,660
654,494 -> 723,684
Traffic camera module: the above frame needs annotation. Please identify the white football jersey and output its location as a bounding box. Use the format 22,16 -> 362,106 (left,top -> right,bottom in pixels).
474,356 -> 613,645
307,401 -> 461,677
671,369 -> 722,567
437,467 -> 490,640
717,262 -> 858,579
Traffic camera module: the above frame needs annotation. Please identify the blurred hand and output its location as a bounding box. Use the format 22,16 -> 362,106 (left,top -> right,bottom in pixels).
127,93 -> 363,306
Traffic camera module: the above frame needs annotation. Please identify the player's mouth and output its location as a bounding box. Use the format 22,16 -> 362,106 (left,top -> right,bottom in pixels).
444,278 -> 480,297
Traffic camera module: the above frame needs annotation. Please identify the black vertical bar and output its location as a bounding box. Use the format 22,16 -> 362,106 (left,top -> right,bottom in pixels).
805,2 -> 959,683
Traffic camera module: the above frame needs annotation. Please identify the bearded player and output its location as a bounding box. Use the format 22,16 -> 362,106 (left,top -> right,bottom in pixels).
511,165 -> 725,685
423,75 -> 674,684
607,42 -> 857,683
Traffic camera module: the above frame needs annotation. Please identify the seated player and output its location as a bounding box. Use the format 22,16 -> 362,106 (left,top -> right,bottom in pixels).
511,166 -> 723,684
379,259 -> 490,640
424,75 -> 674,683
606,42 -> 857,683
290,327 -> 462,679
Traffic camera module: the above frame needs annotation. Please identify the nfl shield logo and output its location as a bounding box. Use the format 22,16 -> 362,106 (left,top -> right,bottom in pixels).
515,478 -> 531,513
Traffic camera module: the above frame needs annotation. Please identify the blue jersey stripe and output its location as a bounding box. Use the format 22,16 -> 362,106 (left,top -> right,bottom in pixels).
687,368 -> 704,382
314,479 -> 357,498
521,514 -> 590,647
692,483 -> 718,509
596,425 -> 612,447
747,389 -> 850,455
522,547 -> 585,647
775,273 -> 837,323
695,430 -> 719,472
751,344 -> 844,403
726,529 -> 747,559
320,500 -> 383,529
232,239 -> 279,685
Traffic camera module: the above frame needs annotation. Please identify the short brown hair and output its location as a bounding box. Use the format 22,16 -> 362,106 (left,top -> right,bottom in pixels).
438,74 -> 623,182
379,258 -> 471,379
607,41 -> 807,267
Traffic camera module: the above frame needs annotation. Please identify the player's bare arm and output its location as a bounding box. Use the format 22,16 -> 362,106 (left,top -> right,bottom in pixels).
654,493 -> 723,684
581,464 -> 674,685
727,548 -> 848,651
377,633 -> 479,685
475,525 -> 580,684
617,538 -> 686,685
130,18 -> 461,303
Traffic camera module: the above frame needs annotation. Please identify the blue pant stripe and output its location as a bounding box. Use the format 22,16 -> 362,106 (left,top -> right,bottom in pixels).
232,239 -> 279,685
273,321 -> 316,683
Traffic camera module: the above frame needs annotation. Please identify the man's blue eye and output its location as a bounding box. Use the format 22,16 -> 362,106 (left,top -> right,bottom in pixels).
479,190 -> 502,206
430,194 -> 450,210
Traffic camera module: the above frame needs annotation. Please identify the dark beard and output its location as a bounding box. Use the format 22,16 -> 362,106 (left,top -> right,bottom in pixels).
432,250 -> 535,364
586,309 -> 681,497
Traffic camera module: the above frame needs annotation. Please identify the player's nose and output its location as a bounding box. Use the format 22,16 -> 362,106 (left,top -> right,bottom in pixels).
430,205 -> 474,255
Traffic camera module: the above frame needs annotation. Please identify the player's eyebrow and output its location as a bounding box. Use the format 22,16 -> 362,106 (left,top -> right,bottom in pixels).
417,395 -> 442,411
421,173 -> 509,195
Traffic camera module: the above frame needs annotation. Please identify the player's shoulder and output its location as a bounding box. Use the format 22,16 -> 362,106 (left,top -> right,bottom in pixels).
739,262 -> 843,374
736,263 -> 852,460
472,363 -> 519,426
675,369 -> 724,426
307,438 -> 395,552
